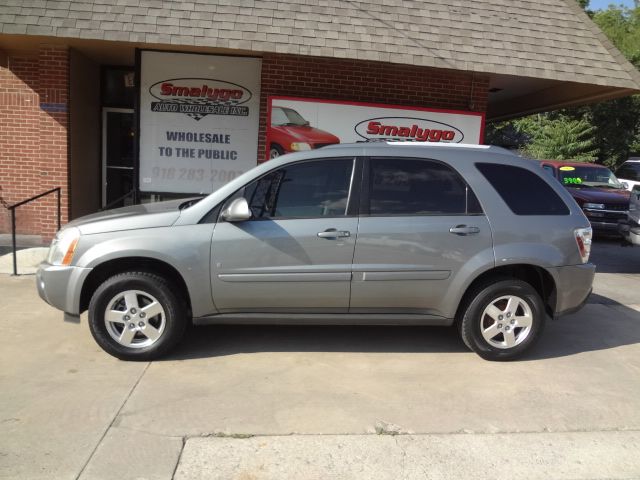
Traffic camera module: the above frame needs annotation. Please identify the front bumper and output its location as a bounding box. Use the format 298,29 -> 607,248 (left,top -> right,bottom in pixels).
584,209 -> 627,234
36,262 -> 92,315
619,217 -> 640,246
551,263 -> 596,318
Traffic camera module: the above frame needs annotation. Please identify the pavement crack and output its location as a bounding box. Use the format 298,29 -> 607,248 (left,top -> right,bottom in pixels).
181,427 -> 640,440
201,431 -> 255,439
74,362 -> 151,480
171,436 -> 186,480
103,423 -> 184,439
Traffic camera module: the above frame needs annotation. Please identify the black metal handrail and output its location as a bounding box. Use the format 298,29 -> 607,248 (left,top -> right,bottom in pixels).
100,189 -> 135,211
7,187 -> 61,276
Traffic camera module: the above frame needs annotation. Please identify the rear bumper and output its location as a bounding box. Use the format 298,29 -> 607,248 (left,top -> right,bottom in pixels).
36,262 -> 92,315
550,263 -> 596,318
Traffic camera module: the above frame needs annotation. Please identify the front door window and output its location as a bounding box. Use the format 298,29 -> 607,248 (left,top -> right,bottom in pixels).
243,158 -> 354,219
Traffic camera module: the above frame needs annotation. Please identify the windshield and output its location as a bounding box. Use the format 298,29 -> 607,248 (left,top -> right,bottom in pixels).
557,165 -> 625,189
616,162 -> 640,181
271,107 -> 309,126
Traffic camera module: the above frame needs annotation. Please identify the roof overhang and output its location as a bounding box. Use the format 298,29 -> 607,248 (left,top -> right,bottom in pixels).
1,34 -> 637,123
486,72 -> 639,121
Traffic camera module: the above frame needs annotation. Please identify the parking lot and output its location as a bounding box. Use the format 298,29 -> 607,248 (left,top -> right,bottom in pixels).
1,238 -> 640,479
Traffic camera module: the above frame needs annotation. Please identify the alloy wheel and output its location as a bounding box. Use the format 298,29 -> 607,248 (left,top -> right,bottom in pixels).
480,295 -> 533,349
104,289 -> 166,349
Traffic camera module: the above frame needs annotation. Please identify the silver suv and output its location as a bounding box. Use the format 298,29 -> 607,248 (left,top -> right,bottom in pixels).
37,143 -> 595,361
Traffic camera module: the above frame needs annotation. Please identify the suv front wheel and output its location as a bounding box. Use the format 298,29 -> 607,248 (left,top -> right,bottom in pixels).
459,278 -> 546,361
88,272 -> 187,361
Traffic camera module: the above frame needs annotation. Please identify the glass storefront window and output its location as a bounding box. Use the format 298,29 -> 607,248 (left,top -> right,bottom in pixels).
102,68 -> 135,108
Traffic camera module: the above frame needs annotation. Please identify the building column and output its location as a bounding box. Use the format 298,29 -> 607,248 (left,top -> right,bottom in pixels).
0,44 -> 69,242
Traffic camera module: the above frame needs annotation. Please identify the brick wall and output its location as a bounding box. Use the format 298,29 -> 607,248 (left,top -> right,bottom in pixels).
0,48 -> 489,241
0,44 -> 69,242
258,53 -> 489,162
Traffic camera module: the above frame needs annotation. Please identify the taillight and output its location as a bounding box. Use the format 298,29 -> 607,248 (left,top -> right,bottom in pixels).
575,227 -> 592,263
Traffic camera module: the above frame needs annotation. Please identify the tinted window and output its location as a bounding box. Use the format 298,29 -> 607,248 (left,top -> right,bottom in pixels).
556,164 -> 624,189
244,159 -> 353,219
476,163 -> 569,215
616,163 -> 640,181
367,158 -> 481,215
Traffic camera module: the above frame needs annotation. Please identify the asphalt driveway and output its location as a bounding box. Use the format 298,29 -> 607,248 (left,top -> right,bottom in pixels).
1,238 -> 639,479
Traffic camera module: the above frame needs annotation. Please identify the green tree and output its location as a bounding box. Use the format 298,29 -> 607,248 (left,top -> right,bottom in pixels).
593,6 -> 640,67
516,115 -> 598,162
586,5 -> 640,166
488,3 -> 640,167
580,96 -> 640,167
577,0 -> 590,12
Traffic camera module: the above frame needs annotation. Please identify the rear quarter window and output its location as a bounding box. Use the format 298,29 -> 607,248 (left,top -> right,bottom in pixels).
476,163 -> 570,216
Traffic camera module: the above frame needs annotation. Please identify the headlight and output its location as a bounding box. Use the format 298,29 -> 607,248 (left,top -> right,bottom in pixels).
583,203 -> 605,210
290,142 -> 311,151
47,227 -> 80,266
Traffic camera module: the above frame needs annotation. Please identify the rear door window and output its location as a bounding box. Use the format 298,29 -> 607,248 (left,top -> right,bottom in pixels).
365,158 -> 482,215
476,163 -> 570,215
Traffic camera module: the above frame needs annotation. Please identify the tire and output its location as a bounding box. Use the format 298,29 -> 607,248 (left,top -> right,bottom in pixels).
88,271 -> 187,361
269,144 -> 284,159
458,278 -> 545,361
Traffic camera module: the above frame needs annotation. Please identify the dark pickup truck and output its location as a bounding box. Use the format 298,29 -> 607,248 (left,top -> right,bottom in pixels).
540,160 -> 630,234
620,185 -> 640,246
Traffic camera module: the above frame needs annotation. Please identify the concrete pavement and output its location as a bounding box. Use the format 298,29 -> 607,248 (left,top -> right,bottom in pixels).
175,432 -> 640,480
0,247 -> 48,275
1,239 -> 639,479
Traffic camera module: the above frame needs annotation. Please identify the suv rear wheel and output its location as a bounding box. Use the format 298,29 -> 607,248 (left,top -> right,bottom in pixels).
459,278 -> 545,361
88,272 -> 187,361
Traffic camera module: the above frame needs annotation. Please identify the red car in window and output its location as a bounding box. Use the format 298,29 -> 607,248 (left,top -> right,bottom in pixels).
268,106 -> 340,159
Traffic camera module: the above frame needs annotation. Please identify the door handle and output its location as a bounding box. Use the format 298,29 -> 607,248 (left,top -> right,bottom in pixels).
449,225 -> 480,236
317,229 -> 351,239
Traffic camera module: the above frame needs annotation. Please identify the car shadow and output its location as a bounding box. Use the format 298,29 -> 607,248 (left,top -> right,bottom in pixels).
167,323 -> 467,360
590,235 -> 640,274
523,295 -> 640,361
162,294 -> 640,362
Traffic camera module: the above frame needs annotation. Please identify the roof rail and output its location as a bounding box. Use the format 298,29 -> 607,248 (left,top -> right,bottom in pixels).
384,141 -> 491,149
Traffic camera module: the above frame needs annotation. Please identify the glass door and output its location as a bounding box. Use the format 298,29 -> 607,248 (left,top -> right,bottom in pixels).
102,108 -> 135,208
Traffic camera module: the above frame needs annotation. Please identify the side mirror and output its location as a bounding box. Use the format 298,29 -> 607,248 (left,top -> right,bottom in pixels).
621,182 -> 629,190
221,197 -> 252,222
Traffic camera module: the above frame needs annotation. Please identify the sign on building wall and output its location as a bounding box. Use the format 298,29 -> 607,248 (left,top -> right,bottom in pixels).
266,97 -> 484,160
139,51 -> 261,193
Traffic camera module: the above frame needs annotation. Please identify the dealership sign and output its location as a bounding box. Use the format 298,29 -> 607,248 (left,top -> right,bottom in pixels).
267,97 -> 483,159
148,78 -> 252,120
356,117 -> 464,142
139,51 -> 261,193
